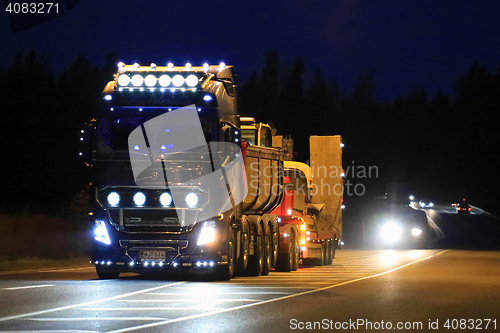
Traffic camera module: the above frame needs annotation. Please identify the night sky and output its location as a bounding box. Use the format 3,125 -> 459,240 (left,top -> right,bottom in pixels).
2,0 -> 500,99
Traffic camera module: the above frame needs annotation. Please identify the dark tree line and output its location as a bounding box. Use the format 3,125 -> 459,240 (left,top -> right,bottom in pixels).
239,52 -> 500,214
0,50 -> 499,215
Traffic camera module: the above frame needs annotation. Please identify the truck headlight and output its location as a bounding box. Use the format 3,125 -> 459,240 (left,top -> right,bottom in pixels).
197,221 -> 216,246
94,220 -> 111,245
107,192 -> 120,207
159,192 -> 172,207
185,192 -> 199,208
381,222 -> 403,243
411,228 -> 422,236
133,192 -> 146,207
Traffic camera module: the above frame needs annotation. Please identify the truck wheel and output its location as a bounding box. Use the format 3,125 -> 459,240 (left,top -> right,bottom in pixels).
326,240 -> 334,265
218,226 -> 236,280
292,230 -> 299,271
271,224 -> 279,267
247,223 -> 264,276
262,223 -> 272,276
96,267 -> 120,279
236,221 -> 250,273
275,232 -> 293,272
314,243 -> 325,266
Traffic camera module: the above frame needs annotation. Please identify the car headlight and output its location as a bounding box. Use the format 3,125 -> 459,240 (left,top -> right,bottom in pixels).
429,202 -> 434,207
185,192 -> 199,208
197,221 -> 216,246
411,228 -> 422,236
94,220 -> 111,245
381,222 -> 403,243
133,192 -> 146,207
107,192 -> 120,207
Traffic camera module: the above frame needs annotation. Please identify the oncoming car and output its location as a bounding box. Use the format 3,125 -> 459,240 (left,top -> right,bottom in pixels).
418,199 -> 434,208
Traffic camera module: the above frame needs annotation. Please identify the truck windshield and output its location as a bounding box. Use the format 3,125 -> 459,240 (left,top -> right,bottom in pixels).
95,111 -> 218,160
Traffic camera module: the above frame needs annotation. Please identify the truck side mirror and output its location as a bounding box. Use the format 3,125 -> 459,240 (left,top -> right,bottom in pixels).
79,119 -> 97,166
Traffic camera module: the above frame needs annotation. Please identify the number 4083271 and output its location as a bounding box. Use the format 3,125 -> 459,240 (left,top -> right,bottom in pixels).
5,2 -> 59,14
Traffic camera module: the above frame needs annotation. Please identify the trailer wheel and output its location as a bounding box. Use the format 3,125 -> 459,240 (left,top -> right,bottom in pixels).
314,242 -> 325,266
271,223 -> 279,267
292,230 -> 299,271
218,226 -> 236,280
326,240 -> 334,265
96,266 -> 120,279
262,223 -> 272,276
247,223 -> 264,276
236,220 -> 250,273
275,231 -> 294,272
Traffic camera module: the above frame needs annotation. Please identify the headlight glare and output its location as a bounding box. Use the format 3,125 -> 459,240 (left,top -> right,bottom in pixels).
185,74 -> 198,87
144,74 -> 157,87
381,221 -> 403,243
411,228 -> 422,236
131,74 -> 144,86
159,192 -> 173,207
133,192 -> 146,207
197,221 -> 216,246
118,74 -> 130,86
107,192 -> 120,207
159,75 -> 171,87
94,220 -> 111,245
185,192 -> 199,208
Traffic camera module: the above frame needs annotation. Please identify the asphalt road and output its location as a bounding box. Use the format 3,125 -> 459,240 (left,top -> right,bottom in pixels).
1,249 -> 499,332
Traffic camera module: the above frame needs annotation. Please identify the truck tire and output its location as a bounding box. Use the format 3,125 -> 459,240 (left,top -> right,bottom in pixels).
292,230 -> 299,271
218,225 -> 236,280
247,223 -> 264,276
96,267 -> 120,279
275,231 -> 294,272
326,240 -> 334,265
271,223 -> 279,267
314,242 -> 325,266
236,220 -> 250,273
262,223 -> 272,276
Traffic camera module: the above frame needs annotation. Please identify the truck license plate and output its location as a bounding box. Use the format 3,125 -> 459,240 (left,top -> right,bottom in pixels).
140,250 -> 166,261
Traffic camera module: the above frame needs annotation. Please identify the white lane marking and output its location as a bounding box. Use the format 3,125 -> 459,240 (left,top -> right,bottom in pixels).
108,250 -> 451,333
26,317 -> 169,321
118,299 -> 260,303
0,281 -> 186,322
232,277 -> 363,281
2,284 -> 55,291
38,266 -> 94,273
147,291 -> 290,295
78,307 -> 226,311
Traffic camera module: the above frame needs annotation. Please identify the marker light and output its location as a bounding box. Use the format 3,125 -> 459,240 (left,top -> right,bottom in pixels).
185,63 -> 192,68
107,192 -> 120,207
159,192 -> 173,207
94,220 -> 111,245
150,63 -> 157,69
341,204 -> 346,209
159,75 -> 171,87
133,63 -> 140,68
300,224 -> 306,231
131,74 -> 144,86
104,94 -> 112,101
340,142 -> 345,148
203,63 -> 209,69
118,74 -> 131,86
117,62 -> 125,68
411,228 -> 422,236
144,75 -> 157,87
172,75 -> 184,87
185,192 -> 199,208
186,75 -> 198,87
300,238 -> 306,245
197,221 -> 216,246
133,192 -> 146,207
203,95 -> 212,101
219,62 -> 225,68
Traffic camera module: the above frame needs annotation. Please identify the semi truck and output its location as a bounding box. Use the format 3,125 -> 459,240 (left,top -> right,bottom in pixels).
80,62 -> 342,280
